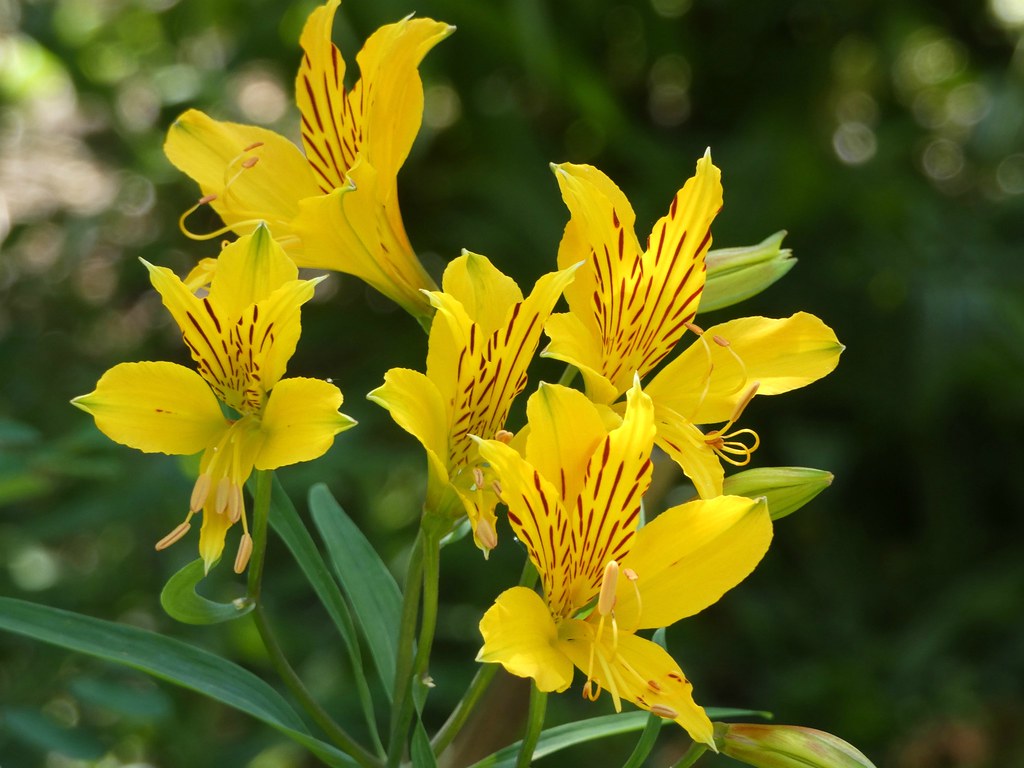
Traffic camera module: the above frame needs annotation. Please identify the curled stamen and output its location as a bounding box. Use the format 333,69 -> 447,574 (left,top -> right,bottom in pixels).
708,428 -> 761,466
155,520 -> 192,551
233,533 -> 253,573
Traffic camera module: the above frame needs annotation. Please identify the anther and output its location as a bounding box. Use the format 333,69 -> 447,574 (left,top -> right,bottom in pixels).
190,473 -> 212,512
233,533 -> 253,573
241,157 -> 259,169
472,467 -> 485,489
730,381 -> 761,423
227,484 -> 243,523
650,704 -> 679,720
598,560 -> 619,617
475,517 -> 497,554
243,142 -> 264,152
684,321 -> 705,335
155,521 -> 191,551
198,193 -> 218,205
712,334 -> 730,347
495,429 -> 513,443
215,477 -> 231,514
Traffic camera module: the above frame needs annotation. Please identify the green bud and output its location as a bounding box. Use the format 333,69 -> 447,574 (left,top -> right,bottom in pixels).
721,466 -> 833,521
715,723 -> 877,768
700,230 -> 795,313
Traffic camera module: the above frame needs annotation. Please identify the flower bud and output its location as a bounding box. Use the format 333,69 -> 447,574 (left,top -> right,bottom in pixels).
715,723 -> 877,768
721,466 -> 833,521
700,231 -> 795,313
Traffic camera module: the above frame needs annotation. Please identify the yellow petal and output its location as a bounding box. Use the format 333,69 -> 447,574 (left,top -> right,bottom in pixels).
245,277 -> 319,392
440,251 -> 523,335
653,406 -> 725,498
474,436 -> 572,615
547,153 -> 722,397
523,383 -> 608,502
198,507 -> 233,573
616,495 -> 772,630
206,225 -> 298,320
557,620 -> 714,747
646,312 -> 843,425
72,362 -> 224,455
478,586 -> 574,693
352,16 -> 454,181
367,368 -> 450,490
292,161 -> 436,320
564,379 -> 655,609
255,377 -> 355,470
542,312 -> 619,404
164,109 -> 319,237
295,0 -> 351,192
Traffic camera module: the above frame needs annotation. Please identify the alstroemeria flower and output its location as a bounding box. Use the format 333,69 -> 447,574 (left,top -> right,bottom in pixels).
72,226 -> 355,572
164,0 -> 453,323
368,252 -> 577,553
543,153 -> 842,497
475,381 -> 773,747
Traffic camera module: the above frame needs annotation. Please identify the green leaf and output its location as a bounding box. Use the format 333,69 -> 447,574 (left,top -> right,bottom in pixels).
308,483 -> 402,697
411,721 -> 438,768
69,676 -> 173,721
0,597 -> 357,768
160,558 -> 254,625
265,477 -> 363,675
468,708 -> 771,768
1,707 -> 106,760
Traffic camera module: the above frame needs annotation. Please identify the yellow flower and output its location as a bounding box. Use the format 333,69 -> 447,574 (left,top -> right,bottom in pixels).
164,0 -> 453,324
368,252 -> 577,553
474,381 -> 773,747
544,153 -> 843,497
72,226 -> 355,572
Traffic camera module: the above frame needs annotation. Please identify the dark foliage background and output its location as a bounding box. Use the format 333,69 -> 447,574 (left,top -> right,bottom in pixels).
2,0 -> 1022,766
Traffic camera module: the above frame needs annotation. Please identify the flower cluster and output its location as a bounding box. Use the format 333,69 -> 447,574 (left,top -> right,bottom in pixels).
71,1 -> 859,765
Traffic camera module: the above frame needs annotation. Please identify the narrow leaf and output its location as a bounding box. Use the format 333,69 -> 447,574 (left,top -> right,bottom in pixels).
160,558 -> 254,625
308,483 -> 402,696
0,597 -> 356,767
468,708 -> 771,768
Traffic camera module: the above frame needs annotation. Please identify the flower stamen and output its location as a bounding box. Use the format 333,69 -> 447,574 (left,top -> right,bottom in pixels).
155,518 -> 193,551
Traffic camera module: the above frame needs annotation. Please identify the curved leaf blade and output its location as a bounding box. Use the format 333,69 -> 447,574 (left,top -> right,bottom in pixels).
308,483 -> 401,696
160,558 -> 254,625
0,597 -> 356,767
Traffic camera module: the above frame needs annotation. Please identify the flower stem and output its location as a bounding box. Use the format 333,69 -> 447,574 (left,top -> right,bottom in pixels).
621,712 -> 662,768
386,520 -> 440,767
246,469 -> 274,602
673,742 -> 709,768
515,683 -> 547,768
431,557 -> 537,758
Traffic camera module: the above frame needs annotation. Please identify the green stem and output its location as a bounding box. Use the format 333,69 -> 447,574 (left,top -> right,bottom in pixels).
252,604 -> 380,768
673,742 -> 709,768
557,364 -> 579,386
246,469 -> 274,602
515,684 -> 547,768
621,713 -> 662,768
386,529 -> 427,767
432,559 -> 539,758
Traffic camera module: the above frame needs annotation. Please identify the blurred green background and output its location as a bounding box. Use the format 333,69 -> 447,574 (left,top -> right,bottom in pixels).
2,0 -> 1023,765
